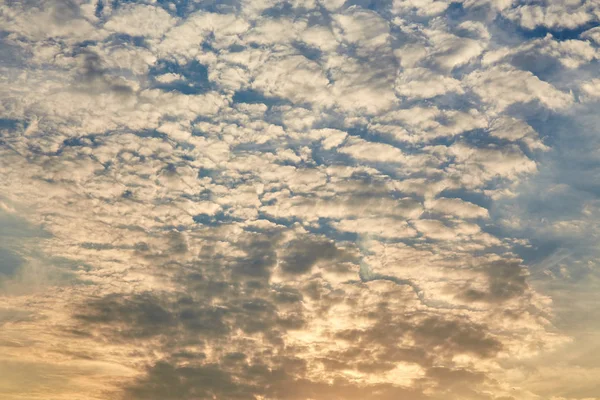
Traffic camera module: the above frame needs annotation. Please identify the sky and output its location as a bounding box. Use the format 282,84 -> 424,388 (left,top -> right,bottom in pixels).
1,0 -> 600,399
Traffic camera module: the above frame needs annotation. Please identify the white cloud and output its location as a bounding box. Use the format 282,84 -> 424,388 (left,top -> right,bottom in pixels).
299,25 -> 339,52
261,191 -> 423,221
579,78 -> 600,100
252,55 -> 332,106
414,218 -> 480,241
425,28 -> 487,71
328,54 -> 397,113
425,197 -> 490,219
372,107 -> 487,143
158,12 -> 249,59
392,0 -> 451,17
0,0 -> 102,41
582,26 -> 600,45
489,116 -> 548,151
504,2 -> 598,30
332,217 -> 418,238
104,4 -> 177,38
333,9 -> 390,51
244,18 -> 307,45
448,142 -> 538,185
483,35 -> 598,70
338,137 -> 406,163
396,67 -> 464,99
466,66 -> 573,112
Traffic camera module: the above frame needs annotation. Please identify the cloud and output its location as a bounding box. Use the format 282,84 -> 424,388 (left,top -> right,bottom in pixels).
0,0 -> 101,42
425,197 -> 490,219
251,55 -> 332,106
103,4 -> 177,38
392,0 -> 451,17
1,0 -> 599,399
0,247 -> 23,278
459,260 -> 529,303
466,66 -> 574,112
503,1 -> 599,30
372,106 -> 488,143
277,236 -> 352,275
395,67 -> 464,99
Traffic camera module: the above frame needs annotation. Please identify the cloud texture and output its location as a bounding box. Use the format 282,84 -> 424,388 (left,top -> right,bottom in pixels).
1,0 -> 600,399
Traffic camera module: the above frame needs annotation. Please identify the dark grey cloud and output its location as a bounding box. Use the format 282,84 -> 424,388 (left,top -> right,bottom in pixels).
414,317 -> 503,358
76,49 -> 135,94
0,307 -> 35,327
0,247 -> 23,277
123,361 -> 258,400
459,260 -> 528,303
233,244 -> 277,278
68,225 -> 507,400
73,231 -> 306,345
335,313 -> 502,363
279,236 -> 354,275
124,359 -> 433,400
0,208 -> 49,238
75,289 -> 296,342
75,292 -> 176,338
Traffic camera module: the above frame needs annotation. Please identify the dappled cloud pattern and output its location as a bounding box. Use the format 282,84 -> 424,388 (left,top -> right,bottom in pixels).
1,0 -> 600,399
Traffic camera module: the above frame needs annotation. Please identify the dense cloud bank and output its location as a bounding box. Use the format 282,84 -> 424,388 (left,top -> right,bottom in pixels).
1,0 -> 600,399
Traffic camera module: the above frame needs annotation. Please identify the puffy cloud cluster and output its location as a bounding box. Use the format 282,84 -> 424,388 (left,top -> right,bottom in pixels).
1,0 -> 599,399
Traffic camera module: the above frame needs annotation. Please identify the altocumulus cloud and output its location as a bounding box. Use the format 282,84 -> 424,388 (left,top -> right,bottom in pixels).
1,0 -> 600,399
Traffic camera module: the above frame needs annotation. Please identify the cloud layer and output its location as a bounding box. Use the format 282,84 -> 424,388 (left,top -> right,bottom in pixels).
1,0 -> 600,399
